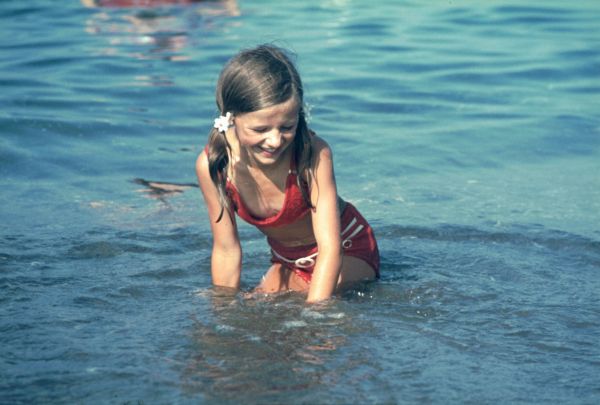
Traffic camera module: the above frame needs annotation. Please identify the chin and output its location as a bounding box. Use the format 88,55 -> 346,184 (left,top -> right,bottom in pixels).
252,154 -> 277,166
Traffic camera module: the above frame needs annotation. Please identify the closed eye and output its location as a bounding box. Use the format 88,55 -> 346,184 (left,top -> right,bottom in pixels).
251,127 -> 269,133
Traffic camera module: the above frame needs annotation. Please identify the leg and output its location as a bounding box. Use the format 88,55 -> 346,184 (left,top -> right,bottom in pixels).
255,263 -> 310,293
257,257 -> 375,295
336,256 -> 376,291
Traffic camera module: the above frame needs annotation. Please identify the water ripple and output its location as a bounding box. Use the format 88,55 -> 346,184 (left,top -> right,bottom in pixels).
2,0 -> 600,403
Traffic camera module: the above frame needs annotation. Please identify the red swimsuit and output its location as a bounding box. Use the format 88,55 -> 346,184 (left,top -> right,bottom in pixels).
226,164 -> 310,228
222,156 -> 380,283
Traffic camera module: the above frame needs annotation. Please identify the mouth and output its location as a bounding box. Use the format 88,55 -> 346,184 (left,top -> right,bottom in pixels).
255,146 -> 279,158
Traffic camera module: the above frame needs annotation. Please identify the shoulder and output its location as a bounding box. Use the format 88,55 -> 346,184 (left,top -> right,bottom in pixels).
195,147 -> 211,183
306,132 -> 338,207
308,132 -> 334,167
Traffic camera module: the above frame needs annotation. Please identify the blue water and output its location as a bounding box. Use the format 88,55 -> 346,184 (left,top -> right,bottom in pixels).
2,0 -> 600,403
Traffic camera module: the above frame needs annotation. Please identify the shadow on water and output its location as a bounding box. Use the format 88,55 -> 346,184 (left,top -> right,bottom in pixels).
132,177 -> 198,201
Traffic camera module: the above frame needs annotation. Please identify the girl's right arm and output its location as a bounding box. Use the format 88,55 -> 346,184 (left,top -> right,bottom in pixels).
196,150 -> 242,289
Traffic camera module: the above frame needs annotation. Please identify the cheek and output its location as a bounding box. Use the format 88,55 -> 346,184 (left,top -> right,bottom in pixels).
283,131 -> 296,143
235,129 -> 258,147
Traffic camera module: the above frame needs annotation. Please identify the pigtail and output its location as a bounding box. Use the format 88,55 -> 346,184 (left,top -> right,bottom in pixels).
206,126 -> 232,222
294,109 -> 314,209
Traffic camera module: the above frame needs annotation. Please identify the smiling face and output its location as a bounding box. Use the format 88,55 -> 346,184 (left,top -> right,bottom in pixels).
232,97 -> 300,167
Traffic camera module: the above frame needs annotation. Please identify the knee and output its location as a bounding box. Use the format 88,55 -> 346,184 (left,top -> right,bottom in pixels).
257,263 -> 289,293
257,264 -> 310,293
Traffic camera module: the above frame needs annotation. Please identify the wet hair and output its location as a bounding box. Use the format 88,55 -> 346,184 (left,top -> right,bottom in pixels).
206,44 -> 313,222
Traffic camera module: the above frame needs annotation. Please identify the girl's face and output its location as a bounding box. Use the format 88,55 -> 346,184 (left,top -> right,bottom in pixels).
233,97 -> 300,166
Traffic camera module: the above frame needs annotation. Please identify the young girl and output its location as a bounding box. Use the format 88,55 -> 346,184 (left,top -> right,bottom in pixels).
196,45 -> 379,303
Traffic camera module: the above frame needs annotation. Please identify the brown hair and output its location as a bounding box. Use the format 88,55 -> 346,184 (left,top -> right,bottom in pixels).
206,44 -> 313,222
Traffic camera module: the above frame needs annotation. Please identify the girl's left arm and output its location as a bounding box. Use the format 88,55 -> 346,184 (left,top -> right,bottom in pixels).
306,137 -> 342,303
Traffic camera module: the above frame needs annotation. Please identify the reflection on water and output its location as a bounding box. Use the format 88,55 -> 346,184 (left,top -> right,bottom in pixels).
180,289 -> 377,402
81,0 -> 239,61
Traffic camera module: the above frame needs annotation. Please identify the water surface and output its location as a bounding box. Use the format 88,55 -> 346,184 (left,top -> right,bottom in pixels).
1,0 -> 600,403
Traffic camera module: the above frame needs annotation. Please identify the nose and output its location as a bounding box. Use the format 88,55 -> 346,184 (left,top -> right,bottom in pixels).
264,130 -> 282,148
